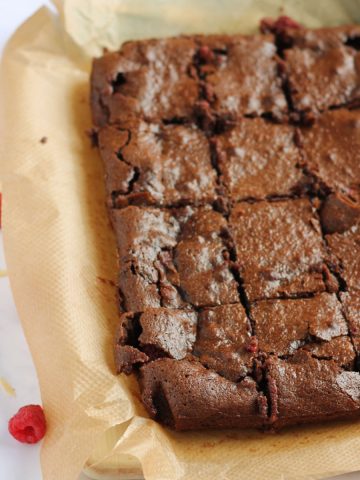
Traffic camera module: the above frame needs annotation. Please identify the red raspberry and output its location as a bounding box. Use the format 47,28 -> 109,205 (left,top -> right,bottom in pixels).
246,336 -> 258,353
8,405 -> 46,444
260,15 -> 301,34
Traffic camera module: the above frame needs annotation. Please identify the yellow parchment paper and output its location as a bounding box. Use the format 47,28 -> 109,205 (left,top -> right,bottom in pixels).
1,1 -> 360,479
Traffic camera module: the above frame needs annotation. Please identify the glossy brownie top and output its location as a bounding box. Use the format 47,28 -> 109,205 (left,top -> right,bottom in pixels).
91,21 -> 360,431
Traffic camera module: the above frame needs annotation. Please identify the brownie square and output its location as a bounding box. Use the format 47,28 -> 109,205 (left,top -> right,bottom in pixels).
229,198 -> 327,301
140,358 -> 267,430
91,37 -> 198,126
214,118 -> 305,200
266,351 -> 360,428
98,121 -> 217,207
325,216 -> 360,293
252,293 -> 355,368
299,109 -> 360,199
193,304 -> 254,381
197,34 -> 287,118
341,292 -> 360,357
112,205 -> 239,311
114,309 -> 197,374
283,26 -> 360,112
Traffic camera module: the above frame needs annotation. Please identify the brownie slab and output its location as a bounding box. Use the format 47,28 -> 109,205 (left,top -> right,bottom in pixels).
91,37 -> 198,126
266,351 -> 360,428
140,359 -> 267,430
299,109 -> 360,199
282,25 -> 360,112
213,118 -> 305,200
229,198 -> 328,301
197,34 -> 287,118
112,205 -> 239,311
98,121 -> 217,207
91,24 -> 360,432
252,293 -> 355,368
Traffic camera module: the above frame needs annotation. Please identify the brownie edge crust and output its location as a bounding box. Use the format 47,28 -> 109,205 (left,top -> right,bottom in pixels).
91,21 -> 360,431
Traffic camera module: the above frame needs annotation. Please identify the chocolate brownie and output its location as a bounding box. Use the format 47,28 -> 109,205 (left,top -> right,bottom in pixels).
98,121 -> 217,207
252,293 -> 355,368
91,37 -> 198,126
114,309 -> 197,373
320,193 -> 360,234
196,34 -> 287,118
341,292 -> 360,358
299,109 -> 360,200
193,304 -> 254,381
323,200 -> 360,356
266,351 -> 360,429
281,25 -> 360,113
324,209 -> 360,293
91,23 -> 360,432
213,118 -> 305,200
115,303 -> 256,382
140,359 -> 267,430
112,205 -> 239,311
229,198 -> 329,301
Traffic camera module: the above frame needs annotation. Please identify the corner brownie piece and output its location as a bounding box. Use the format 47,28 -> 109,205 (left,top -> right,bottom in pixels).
266,351 -> 360,428
140,359 -> 267,430
282,25 -> 360,112
197,34 -> 287,118
91,37 -> 198,126
299,109 -> 360,199
229,198 -> 328,301
252,293 -> 355,368
213,118 -> 305,200
112,205 -> 239,311
98,121 -> 217,207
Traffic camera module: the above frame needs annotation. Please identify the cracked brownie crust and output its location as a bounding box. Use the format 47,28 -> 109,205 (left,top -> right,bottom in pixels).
91,20 -> 360,431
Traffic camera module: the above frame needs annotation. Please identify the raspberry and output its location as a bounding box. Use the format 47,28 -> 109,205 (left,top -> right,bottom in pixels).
260,15 -> 301,35
246,336 -> 259,353
8,405 -> 46,444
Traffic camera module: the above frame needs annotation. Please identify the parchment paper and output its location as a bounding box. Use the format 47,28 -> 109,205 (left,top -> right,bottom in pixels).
1,1 -> 360,479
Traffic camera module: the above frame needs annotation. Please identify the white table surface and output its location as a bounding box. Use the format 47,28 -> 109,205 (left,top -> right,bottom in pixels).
0,2 -> 359,480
